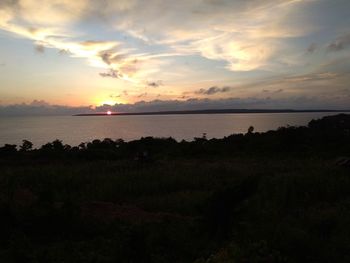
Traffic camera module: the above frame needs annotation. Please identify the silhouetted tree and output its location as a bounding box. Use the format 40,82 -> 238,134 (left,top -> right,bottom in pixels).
78,142 -> 86,150
20,140 -> 33,152
247,126 -> 254,134
0,144 -> 17,155
115,139 -> 125,146
52,140 -> 64,151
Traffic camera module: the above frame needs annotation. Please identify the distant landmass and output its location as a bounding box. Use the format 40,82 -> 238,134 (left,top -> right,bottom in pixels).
74,109 -> 350,116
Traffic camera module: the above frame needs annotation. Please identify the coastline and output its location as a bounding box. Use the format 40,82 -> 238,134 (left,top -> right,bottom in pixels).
74,109 -> 350,116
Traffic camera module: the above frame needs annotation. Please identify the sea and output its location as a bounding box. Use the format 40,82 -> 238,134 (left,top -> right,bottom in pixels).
0,112 -> 346,147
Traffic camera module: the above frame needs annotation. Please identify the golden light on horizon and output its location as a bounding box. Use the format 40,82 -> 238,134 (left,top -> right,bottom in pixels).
92,97 -> 118,107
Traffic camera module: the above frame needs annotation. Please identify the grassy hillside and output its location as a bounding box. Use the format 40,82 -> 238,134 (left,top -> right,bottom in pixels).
0,114 -> 350,262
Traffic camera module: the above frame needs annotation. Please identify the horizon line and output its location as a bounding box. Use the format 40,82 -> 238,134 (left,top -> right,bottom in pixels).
74,108 -> 350,117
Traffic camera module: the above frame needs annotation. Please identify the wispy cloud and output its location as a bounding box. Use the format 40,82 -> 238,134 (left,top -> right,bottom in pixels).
195,86 -> 232,95
109,0 -> 316,71
0,1 -> 174,83
0,0 -> 318,82
307,43 -> 317,53
327,33 -> 350,52
283,72 -> 341,83
146,80 -> 163,88
34,44 -> 45,53
262,89 -> 284,93
99,69 -> 121,79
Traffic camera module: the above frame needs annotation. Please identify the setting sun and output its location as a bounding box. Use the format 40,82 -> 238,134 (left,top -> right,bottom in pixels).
107,110 -> 112,115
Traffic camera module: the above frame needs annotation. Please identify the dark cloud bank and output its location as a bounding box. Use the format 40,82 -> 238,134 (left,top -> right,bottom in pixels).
0,100 -> 94,116
1,97 -> 349,116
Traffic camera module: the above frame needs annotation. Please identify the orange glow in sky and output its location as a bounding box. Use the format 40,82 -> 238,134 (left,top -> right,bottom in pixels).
1,0 -> 350,110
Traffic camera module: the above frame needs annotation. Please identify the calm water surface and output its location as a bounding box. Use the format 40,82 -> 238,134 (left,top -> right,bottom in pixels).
0,112 -> 344,147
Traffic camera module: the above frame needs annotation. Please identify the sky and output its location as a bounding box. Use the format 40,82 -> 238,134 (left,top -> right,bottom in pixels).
0,0 -> 350,114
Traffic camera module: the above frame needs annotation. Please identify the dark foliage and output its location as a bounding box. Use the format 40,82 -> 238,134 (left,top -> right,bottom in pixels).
0,114 -> 350,262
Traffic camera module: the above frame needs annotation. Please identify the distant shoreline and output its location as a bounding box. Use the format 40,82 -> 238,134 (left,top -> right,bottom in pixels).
74,109 -> 350,116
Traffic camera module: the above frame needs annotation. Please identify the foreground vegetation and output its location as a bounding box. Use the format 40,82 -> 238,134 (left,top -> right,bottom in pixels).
0,114 -> 350,262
